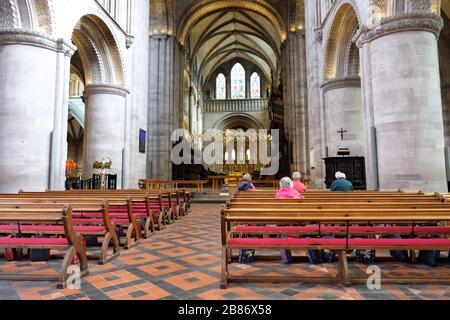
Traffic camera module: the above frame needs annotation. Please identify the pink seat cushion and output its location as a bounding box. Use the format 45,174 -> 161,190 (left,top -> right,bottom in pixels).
228,237 -> 346,247
233,226 -> 450,234
0,225 -> 104,233
0,237 -> 68,246
348,238 -> 450,247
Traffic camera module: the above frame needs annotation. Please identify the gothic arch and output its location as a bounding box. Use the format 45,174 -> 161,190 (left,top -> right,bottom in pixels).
323,2 -> 360,80
71,14 -> 125,86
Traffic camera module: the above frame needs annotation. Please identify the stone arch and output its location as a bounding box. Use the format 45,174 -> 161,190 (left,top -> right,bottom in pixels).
214,113 -> 265,131
71,14 -> 125,86
177,0 -> 287,45
323,2 -> 361,80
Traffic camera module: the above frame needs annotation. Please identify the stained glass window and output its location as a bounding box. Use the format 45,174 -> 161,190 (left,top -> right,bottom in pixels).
216,73 -> 226,100
231,63 -> 246,99
250,72 -> 261,99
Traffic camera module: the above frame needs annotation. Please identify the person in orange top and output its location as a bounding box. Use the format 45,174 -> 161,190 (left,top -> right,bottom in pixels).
292,172 -> 307,194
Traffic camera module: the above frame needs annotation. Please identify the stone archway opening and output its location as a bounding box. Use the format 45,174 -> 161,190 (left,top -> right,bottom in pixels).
67,14 -> 128,188
322,4 -> 364,161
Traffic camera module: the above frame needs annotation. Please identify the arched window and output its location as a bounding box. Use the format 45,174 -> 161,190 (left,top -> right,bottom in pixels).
215,73 -> 226,99
231,63 -> 246,99
250,72 -> 261,99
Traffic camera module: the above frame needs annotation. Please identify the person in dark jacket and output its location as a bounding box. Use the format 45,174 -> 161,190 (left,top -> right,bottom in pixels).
330,171 -> 353,192
237,173 -> 256,192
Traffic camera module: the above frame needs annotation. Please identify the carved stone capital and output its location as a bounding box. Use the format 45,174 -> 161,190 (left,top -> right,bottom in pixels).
0,29 -> 75,56
321,77 -> 361,93
84,84 -> 130,98
355,12 -> 443,48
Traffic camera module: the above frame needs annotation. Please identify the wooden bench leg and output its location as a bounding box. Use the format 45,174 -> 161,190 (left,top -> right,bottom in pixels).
99,231 -> 120,265
337,250 -> 351,287
125,223 -> 140,249
58,244 -> 89,289
220,246 -> 229,289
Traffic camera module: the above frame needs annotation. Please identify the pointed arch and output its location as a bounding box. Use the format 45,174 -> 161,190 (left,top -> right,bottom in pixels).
230,63 -> 246,99
250,72 -> 261,99
215,73 -> 226,99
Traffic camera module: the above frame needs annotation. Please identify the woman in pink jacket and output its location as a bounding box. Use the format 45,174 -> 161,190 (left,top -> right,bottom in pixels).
275,177 -> 304,199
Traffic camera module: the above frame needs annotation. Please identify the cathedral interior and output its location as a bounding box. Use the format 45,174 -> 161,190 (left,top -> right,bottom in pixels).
1,0 -> 450,303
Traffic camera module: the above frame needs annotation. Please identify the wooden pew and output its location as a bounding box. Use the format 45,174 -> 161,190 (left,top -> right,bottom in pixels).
0,197 -> 141,249
220,207 -> 450,288
0,202 -> 120,264
0,205 -> 89,288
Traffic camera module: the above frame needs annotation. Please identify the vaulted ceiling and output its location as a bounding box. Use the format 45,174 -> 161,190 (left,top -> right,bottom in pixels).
185,8 -> 283,88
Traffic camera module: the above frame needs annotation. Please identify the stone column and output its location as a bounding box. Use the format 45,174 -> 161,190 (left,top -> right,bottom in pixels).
83,85 -> 129,188
322,78 -> 364,157
356,13 -> 447,192
147,35 -> 176,179
305,0 -> 324,187
0,30 -> 73,192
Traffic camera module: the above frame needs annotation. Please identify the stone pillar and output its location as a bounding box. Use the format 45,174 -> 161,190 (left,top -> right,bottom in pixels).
0,30 -> 73,192
356,13 -> 447,192
83,85 -> 129,188
147,35 -> 175,179
305,0 -> 324,187
285,31 -> 309,178
322,78 -> 364,157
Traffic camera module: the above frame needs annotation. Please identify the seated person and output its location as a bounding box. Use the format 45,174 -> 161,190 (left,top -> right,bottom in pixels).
275,177 -> 304,199
292,171 -> 307,193
237,173 -> 256,192
330,171 -> 353,192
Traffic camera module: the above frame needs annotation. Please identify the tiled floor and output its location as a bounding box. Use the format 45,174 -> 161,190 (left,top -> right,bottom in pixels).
0,203 -> 449,300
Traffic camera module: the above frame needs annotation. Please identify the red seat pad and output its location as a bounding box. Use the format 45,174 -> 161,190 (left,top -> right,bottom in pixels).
348,238 -> 450,247
0,225 -> 104,233
149,206 -> 161,211
0,237 -> 68,246
228,237 -> 346,247
233,226 -> 450,234
234,226 -> 319,233
72,218 -> 129,224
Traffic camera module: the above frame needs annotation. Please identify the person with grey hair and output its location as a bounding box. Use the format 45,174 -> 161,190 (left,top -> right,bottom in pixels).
275,177 -> 302,199
237,173 -> 256,192
292,171 -> 307,193
330,171 -> 353,192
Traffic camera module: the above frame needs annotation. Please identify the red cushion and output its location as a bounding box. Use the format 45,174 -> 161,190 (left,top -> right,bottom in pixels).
348,238 -> 450,247
234,226 -> 319,233
233,226 -> 450,234
0,237 -> 68,246
228,238 -> 346,247
0,225 -> 104,233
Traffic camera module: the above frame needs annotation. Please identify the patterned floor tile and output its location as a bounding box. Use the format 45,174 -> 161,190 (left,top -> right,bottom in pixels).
1,203 -> 449,300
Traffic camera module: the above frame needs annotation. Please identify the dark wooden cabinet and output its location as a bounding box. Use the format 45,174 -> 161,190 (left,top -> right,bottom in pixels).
324,157 -> 366,190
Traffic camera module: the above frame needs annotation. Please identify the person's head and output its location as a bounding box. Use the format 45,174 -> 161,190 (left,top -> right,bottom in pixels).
279,177 -> 294,189
335,171 -> 346,180
292,172 -> 301,181
242,173 -> 252,182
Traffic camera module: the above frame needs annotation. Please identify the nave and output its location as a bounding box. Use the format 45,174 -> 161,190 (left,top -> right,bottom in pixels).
0,203 -> 448,300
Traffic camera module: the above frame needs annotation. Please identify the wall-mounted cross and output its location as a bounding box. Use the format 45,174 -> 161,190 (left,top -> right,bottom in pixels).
337,128 -> 347,141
